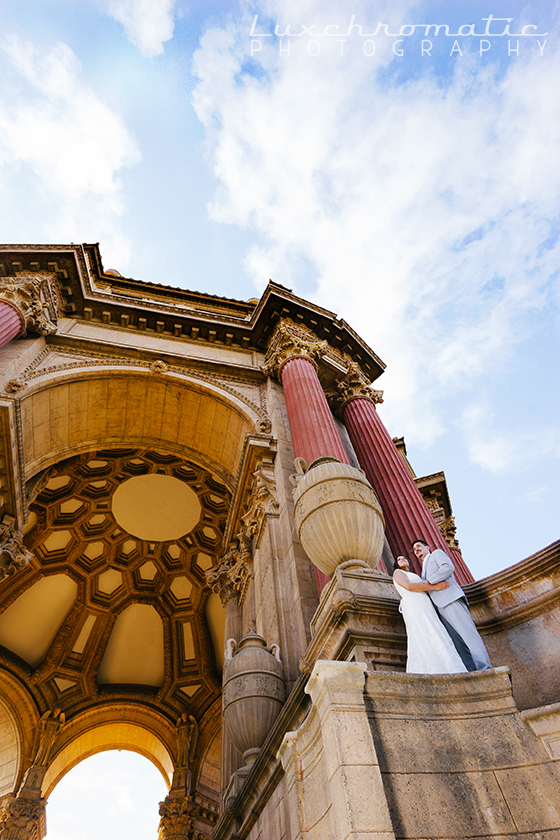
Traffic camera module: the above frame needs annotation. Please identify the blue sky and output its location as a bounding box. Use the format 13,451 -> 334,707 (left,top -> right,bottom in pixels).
0,1 -> 558,832
0,0 -> 557,576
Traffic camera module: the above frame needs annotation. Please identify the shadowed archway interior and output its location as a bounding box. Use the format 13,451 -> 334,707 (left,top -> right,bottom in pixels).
0,448 -> 228,824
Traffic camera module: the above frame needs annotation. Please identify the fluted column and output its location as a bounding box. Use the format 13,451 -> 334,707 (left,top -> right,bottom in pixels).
263,322 -> 353,594
281,357 -> 350,466
338,365 -> 474,584
0,303 -> 24,347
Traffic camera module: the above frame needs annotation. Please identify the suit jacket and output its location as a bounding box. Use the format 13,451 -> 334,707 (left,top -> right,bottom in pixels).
421,548 -> 466,608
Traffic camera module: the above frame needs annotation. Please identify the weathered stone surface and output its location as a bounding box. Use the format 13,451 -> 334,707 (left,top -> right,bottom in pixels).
278,661 -> 396,840
365,667 -> 560,839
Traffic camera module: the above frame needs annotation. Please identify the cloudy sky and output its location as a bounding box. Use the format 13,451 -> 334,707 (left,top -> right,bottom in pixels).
0,0 -> 558,834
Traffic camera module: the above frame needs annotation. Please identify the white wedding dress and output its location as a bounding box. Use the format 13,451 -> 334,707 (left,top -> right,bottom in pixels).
393,571 -> 468,674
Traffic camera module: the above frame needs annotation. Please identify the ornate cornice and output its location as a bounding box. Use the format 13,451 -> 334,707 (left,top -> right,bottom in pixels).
333,362 -> 384,411
0,273 -> 60,337
261,320 -> 328,380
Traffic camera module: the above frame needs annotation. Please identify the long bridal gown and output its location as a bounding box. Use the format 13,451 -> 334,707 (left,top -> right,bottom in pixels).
393,571 -> 468,674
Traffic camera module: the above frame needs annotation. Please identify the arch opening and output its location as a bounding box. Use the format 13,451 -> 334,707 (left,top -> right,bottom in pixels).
45,749 -> 168,840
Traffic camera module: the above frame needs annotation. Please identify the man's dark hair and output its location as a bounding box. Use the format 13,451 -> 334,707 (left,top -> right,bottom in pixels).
411,538 -> 428,549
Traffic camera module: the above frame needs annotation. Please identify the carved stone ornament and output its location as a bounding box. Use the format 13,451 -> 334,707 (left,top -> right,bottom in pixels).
335,362 -> 384,411
5,378 -> 27,394
222,631 -> 285,766
0,796 -> 46,840
158,795 -> 208,840
291,456 -> 385,576
440,515 -> 460,551
261,320 -> 327,380
240,458 -> 279,548
205,536 -> 252,606
0,274 -> 60,337
175,714 -> 198,769
17,709 -> 66,798
150,360 -> 169,373
0,523 -> 34,581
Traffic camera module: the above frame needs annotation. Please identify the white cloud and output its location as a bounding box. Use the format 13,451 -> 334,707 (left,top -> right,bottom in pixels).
192,0 -> 560,451
101,0 -> 177,57
0,36 -> 141,268
460,402 -> 560,473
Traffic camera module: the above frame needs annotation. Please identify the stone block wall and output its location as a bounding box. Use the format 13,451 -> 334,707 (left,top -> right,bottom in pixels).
264,662 -> 560,840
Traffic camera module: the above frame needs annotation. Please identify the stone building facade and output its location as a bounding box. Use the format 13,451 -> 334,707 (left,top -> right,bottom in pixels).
0,242 -> 558,840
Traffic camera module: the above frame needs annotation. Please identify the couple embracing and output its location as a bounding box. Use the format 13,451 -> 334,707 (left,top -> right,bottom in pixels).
393,539 -> 492,674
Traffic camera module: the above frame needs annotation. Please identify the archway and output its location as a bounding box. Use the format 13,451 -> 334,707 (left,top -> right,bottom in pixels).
0,366 -> 257,837
45,750 -> 168,840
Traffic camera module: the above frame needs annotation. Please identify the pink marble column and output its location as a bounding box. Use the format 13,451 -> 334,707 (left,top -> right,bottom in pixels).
342,396 -> 474,584
0,302 -> 23,347
280,356 -> 350,595
281,357 -> 350,467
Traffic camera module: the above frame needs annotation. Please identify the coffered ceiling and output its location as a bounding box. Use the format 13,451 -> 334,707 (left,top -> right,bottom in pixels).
0,448 -> 229,727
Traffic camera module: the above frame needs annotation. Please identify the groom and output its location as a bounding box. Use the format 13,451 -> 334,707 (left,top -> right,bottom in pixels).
412,539 -> 492,671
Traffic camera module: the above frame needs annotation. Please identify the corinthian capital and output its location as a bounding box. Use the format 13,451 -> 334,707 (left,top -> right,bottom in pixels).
157,795 -> 208,840
335,362 -> 383,410
0,796 -> 47,840
261,320 -> 327,380
0,274 -> 60,337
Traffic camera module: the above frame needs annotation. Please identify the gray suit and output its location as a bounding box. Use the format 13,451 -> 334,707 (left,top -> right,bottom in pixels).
421,548 -> 492,671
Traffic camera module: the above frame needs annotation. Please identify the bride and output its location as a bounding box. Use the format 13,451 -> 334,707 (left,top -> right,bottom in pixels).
393,556 -> 467,674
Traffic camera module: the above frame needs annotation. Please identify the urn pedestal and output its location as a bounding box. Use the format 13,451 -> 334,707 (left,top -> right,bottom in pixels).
222,631 -> 285,766
291,456 -> 385,577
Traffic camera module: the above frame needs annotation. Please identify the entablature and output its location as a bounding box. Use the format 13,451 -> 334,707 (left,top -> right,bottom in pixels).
0,244 -> 385,383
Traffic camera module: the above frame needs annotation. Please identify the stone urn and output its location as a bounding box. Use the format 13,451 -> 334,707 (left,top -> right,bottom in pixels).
222,631 -> 286,766
291,456 -> 385,576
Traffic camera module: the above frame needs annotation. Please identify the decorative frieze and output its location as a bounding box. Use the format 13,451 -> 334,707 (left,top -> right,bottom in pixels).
0,274 -> 60,337
261,320 -> 327,380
